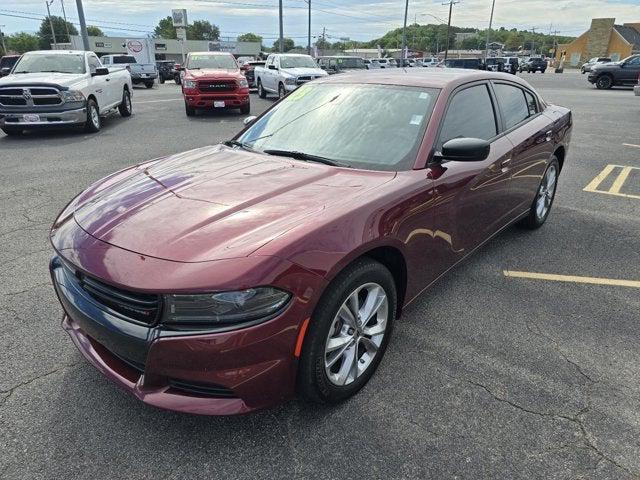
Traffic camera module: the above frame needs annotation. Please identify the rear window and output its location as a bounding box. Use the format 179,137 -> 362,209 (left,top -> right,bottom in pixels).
113,56 -> 137,64
494,83 -> 530,130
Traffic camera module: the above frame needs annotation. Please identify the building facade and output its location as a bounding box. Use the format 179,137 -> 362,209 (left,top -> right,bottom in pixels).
556,18 -> 640,67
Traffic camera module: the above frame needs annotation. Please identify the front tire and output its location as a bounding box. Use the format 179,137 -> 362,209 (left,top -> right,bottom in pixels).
257,79 -> 267,99
1,127 -> 23,136
278,83 -> 286,100
519,157 -> 559,229
595,74 -> 613,89
185,101 -> 195,117
145,81 -> 154,89
84,98 -> 101,133
240,102 -> 250,114
298,258 -> 397,404
118,88 -> 132,117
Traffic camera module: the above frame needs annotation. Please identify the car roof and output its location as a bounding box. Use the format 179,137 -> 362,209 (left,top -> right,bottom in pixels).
189,51 -> 233,56
24,50 -> 86,55
272,53 -> 311,57
314,68 -> 533,90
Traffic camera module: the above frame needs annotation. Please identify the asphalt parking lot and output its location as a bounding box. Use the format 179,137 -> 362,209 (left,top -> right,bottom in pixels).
1,72 -> 639,479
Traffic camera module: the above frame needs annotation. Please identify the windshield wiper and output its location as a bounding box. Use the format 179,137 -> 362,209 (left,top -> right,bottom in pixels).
263,149 -> 350,168
223,140 -> 254,151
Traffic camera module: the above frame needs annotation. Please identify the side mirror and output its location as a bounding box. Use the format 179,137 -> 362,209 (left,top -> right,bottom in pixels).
92,67 -> 109,76
243,116 -> 257,126
440,138 -> 490,162
0,67 -> 10,76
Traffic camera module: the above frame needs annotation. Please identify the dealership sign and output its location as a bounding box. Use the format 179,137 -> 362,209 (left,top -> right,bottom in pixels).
172,9 -> 188,27
125,39 -> 153,64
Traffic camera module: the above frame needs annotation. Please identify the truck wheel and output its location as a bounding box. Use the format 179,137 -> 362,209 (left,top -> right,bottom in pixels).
1,127 -> 23,136
84,99 -> 101,133
278,83 -> 286,100
185,101 -> 195,117
257,79 -> 267,99
595,75 -> 613,89
145,81 -> 154,89
159,77 -> 165,84
174,74 -> 181,85
240,102 -> 250,114
118,88 -> 132,117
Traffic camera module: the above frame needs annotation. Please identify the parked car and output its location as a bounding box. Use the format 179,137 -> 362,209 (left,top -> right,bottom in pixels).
485,57 -> 506,72
180,51 -> 250,116
240,60 -> 265,88
504,57 -> 519,74
420,57 -> 440,67
0,50 -> 132,136
155,60 -> 175,84
635,74 -> 640,97
366,59 -> 382,69
317,56 -> 366,74
588,54 -> 640,89
443,58 -> 485,70
174,63 -> 182,84
581,57 -> 612,74
100,54 -> 157,88
519,57 -> 547,73
375,58 -> 398,68
50,69 -> 572,414
254,53 -> 327,99
0,55 -> 20,77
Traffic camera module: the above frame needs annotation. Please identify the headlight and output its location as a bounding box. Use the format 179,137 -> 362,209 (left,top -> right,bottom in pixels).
183,79 -> 197,89
62,90 -> 85,102
238,78 -> 249,88
284,77 -> 297,85
163,287 -> 291,328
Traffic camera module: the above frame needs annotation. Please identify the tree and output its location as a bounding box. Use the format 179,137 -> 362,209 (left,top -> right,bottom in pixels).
272,37 -> 294,52
188,20 -> 219,41
87,26 -> 104,37
7,32 -> 40,54
315,38 -> 331,50
154,16 -> 177,39
237,32 -> 262,44
37,15 -> 77,49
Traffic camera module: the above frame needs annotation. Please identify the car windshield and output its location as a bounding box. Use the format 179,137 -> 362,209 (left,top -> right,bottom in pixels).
237,83 -> 439,171
280,56 -> 318,68
335,57 -> 365,68
187,54 -> 237,69
113,56 -> 137,64
12,53 -> 85,74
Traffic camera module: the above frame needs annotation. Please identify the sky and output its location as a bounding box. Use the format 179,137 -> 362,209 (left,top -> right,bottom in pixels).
1,0 -> 639,43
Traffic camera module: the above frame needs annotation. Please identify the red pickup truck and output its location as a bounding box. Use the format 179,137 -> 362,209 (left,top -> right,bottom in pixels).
181,52 -> 250,116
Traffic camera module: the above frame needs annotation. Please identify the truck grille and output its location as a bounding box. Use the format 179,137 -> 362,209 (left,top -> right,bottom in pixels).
296,76 -> 320,85
197,80 -> 237,92
0,86 -> 62,107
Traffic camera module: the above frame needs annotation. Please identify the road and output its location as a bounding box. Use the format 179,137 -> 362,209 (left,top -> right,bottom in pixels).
1,73 -> 639,479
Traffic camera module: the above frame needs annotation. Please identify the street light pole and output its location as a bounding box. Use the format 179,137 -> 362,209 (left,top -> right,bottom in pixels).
45,0 -> 58,49
400,0 -> 409,67
75,0 -> 90,51
278,0 -> 284,53
484,0 -> 495,60
60,0 -> 71,41
442,0 -> 458,61
308,0 -> 311,55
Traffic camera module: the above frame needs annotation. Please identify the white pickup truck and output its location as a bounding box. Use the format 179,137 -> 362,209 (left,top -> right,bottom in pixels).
100,54 -> 157,88
254,53 -> 328,99
0,50 -> 132,136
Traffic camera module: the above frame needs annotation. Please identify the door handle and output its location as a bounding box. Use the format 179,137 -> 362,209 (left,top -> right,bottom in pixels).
500,158 -> 512,168
545,130 -> 553,142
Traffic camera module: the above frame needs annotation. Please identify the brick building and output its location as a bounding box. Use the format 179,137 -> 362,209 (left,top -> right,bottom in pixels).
556,18 -> 640,67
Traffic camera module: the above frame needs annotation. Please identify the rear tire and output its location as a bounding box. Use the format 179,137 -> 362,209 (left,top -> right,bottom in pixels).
118,88 -> 132,117
1,127 -> 23,136
185,101 -> 195,117
84,98 -> 101,133
297,258 -> 397,404
257,79 -> 267,99
518,156 -> 559,229
595,74 -> 613,89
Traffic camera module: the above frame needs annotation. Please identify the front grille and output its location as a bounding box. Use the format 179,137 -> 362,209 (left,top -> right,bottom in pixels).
78,274 -> 161,325
296,76 -> 318,85
245,71 -> 255,82
197,80 -> 237,92
0,96 -> 26,106
0,86 -> 62,108
168,379 -> 237,398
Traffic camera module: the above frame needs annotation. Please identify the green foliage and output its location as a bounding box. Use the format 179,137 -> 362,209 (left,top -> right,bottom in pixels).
86,26 -> 104,37
451,28 -> 575,54
237,33 -> 262,44
37,15 -> 78,49
153,17 -> 220,41
5,32 -> 40,54
272,37 -> 295,52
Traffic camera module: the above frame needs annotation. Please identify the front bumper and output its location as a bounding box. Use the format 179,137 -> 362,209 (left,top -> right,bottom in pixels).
587,73 -> 598,84
131,74 -> 158,81
184,91 -> 249,109
0,106 -> 86,127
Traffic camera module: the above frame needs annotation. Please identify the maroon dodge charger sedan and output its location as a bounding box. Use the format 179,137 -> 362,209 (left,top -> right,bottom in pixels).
50,69 -> 572,415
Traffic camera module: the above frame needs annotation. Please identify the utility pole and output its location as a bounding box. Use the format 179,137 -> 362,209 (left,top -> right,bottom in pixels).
484,0 -> 495,60
321,26 -> 326,56
530,26 -> 537,56
278,0 -> 284,53
75,0 -> 90,50
60,0 -> 70,41
400,0 -> 409,67
307,0 -> 311,55
45,0 -> 58,49
0,25 -> 6,55
442,0 -> 459,60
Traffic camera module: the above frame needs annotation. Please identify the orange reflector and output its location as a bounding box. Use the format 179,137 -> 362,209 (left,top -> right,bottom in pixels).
294,318 -> 310,357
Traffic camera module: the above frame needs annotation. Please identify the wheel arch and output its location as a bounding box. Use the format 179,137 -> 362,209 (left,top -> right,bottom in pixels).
553,146 -> 566,172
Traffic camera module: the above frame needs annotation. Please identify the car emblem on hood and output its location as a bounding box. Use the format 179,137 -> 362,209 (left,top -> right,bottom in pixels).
22,89 -> 32,100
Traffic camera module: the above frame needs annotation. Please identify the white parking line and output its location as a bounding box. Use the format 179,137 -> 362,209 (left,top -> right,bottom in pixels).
623,143 -> 640,149
136,98 -> 182,104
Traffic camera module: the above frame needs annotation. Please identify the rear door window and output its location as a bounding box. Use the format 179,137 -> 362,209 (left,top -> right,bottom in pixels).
493,83 -> 530,130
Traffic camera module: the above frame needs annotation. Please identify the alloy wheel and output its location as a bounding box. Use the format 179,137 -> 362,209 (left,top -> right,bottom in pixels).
324,283 -> 388,386
90,105 -> 100,129
535,164 -> 557,220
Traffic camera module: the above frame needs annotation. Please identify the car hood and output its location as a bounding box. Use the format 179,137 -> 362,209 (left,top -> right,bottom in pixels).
592,62 -> 620,70
185,68 -> 241,79
73,145 -> 396,263
0,72 -> 83,89
281,67 -> 327,77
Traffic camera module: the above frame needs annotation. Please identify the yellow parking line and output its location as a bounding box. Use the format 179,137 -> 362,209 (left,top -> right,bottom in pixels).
623,143 -> 640,149
503,271 -> 640,289
609,166 -> 633,194
583,164 -> 616,192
